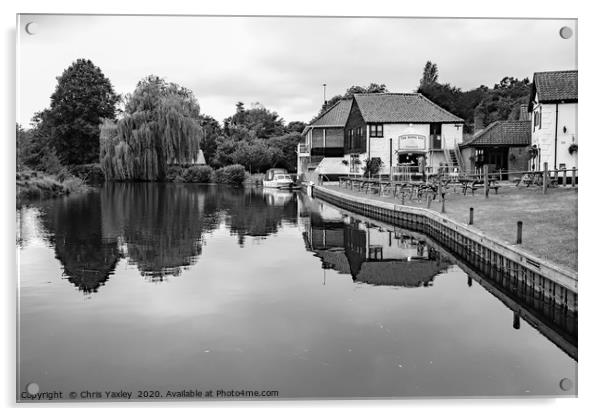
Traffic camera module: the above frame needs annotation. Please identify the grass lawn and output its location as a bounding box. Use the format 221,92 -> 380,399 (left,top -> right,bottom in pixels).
324,182 -> 578,272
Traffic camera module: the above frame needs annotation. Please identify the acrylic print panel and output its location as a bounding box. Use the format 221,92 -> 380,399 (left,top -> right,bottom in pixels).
16,14 -> 577,402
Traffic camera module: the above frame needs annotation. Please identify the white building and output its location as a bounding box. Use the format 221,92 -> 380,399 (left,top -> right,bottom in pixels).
529,70 -> 578,172
298,93 -> 465,180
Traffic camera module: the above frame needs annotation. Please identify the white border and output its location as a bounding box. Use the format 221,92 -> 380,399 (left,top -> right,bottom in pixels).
2,1 -> 599,414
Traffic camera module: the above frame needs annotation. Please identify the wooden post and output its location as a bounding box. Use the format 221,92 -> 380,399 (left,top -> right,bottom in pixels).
542,162 -> 549,194
441,194 -> 445,214
484,165 -> 489,198
426,192 -> 431,209
516,221 -> 523,244
499,169 -> 502,181
469,207 -> 474,225
563,168 -> 567,187
572,166 -> 576,187
401,192 -> 405,205
513,311 -> 521,330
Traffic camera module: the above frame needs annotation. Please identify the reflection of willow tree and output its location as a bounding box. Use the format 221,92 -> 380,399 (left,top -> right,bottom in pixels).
213,187 -> 298,246
101,183 -> 219,280
39,193 -> 122,293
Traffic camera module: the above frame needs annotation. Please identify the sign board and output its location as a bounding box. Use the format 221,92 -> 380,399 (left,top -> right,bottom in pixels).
398,135 -> 426,150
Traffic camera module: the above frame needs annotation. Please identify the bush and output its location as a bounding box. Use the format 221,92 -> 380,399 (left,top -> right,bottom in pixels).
165,165 -> 184,182
16,170 -> 88,200
70,163 -> 105,184
214,164 -> 246,186
363,157 -> 383,177
183,165 -> 213,183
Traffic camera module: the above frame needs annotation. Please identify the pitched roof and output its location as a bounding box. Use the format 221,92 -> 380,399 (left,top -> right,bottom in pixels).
353,93 -> 464,123
310,99 -> 353,127
532,70 -> 578,103
355,260 -> 447,288
460,120 -> 531,148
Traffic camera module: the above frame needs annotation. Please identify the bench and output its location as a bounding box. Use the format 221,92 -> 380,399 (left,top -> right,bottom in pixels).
463,180 -> 499,196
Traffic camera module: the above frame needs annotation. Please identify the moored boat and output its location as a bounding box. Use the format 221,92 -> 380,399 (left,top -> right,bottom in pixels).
263,168 -> 300,189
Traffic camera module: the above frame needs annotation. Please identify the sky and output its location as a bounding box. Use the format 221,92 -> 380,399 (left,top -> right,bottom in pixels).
16,15 -> 577,127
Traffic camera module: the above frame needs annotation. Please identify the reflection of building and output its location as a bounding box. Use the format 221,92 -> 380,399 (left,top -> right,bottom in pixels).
301,199 -> 451,287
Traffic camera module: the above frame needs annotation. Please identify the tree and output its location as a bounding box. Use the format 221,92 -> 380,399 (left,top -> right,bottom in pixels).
268,132 -> 303,172
473,77 -> 530,128
197,114 -> 221,166
419,61 -> 439,88
223,102 -> 286,139
286,121 -> 307,133
100,75 -> 202,181
38,59 -> 119,165
416,64 -> 531,133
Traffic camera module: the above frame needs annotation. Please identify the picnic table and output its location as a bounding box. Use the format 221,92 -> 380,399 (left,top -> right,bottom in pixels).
513,172 -> 557,188
338,176 -> 447,201
462,178 -> 500,195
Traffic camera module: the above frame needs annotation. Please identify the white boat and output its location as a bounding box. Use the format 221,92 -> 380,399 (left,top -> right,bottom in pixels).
263,169 -> 300,189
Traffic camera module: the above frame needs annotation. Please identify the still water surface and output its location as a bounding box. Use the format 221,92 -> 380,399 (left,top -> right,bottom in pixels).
17,184 -> 576,399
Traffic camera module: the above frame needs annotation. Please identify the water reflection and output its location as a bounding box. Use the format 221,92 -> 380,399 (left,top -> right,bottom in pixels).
26,184 -> 299,291
38,192 -> 122,293
299,193 -> 577,360
17,185 -> 577,398
299,194 -> 452,288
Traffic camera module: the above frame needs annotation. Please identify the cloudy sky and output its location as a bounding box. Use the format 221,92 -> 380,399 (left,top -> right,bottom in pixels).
17,15 -> 577,127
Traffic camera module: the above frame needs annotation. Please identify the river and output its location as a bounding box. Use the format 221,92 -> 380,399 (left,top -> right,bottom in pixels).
16,183 -> 577,400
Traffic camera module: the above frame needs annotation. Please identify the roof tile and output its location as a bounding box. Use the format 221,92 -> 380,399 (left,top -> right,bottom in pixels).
354,93 -> 464,123
534,70 -> 578,102
311,99 -> 353,127
461,120 -> 531,147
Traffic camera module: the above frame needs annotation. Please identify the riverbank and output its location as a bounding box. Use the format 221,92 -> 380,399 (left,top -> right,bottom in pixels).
16,170 -> 88,202
321,183 -> 577,272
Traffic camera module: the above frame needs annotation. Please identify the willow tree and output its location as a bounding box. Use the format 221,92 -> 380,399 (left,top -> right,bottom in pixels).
100,75 -> 203,181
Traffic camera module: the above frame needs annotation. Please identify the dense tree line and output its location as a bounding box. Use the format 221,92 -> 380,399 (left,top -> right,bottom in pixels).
416,61 -> 531,132
17,57 -> 532,183
211,102 -> 305,173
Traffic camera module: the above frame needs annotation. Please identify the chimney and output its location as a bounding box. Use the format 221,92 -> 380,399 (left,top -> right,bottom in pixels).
519,104 -> 530,121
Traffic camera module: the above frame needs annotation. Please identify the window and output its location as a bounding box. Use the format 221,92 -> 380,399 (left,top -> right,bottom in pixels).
533,110 -> 541,131
369,124 -> 383,138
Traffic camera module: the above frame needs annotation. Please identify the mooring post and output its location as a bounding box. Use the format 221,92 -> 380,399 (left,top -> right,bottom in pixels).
513,311 -> 521,330
572,166 -> 576,187
440,194 -> 446,214
469,207 -> 474,225
516,221 -> 523,244
543,162 -> 549,194
563,168 -> 567,187
484,165 -> 489,198
427,192 -> 432,209
401,192 -> 405,205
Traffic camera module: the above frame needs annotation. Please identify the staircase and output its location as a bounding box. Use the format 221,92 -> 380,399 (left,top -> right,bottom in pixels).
454,143 -> 465,172
443,144 -> 465,173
